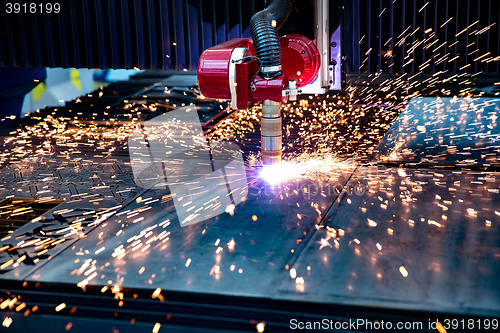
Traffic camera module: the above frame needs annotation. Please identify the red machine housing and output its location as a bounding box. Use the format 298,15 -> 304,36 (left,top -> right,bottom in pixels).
280,34 -> 320,87
197,34 -> 320,110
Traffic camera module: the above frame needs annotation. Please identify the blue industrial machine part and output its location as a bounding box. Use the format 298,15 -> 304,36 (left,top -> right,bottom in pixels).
0,0 -> 329,71
344,0 -> 500,74
0,67 -> 46,116
0,0 -> 497,75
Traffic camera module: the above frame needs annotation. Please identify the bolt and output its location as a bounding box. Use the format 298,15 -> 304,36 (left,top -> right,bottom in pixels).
330,41 -> 337,47
301,50 -> 306,55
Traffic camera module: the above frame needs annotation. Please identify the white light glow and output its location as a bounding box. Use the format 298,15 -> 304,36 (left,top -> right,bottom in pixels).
259,156 -> 355,185
259,161 -> 305,184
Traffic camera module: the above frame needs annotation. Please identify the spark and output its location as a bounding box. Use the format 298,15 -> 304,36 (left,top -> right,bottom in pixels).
55,303 -> 66,312
2,317 -> 12,327
319,238 -> 332,250
419,2 -> 429,12
152,288 -> 162,298
474,52 -> 490,62
440,17 -> 453,28
399,266 -> 409,277
456,20 -> 479,37
227,239 -> 235,252
225,204 -> 235,214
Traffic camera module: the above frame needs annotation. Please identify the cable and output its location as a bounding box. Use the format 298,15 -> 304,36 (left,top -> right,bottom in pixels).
250,0 -> 296,79
231,56 -> 262,90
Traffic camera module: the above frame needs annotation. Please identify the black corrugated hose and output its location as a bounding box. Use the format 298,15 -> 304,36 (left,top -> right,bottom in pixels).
250,0 -> 297,79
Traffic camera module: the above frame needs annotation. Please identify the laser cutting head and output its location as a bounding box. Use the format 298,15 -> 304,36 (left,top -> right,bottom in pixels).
197,34 -> 320,165
198,35 -> 319,108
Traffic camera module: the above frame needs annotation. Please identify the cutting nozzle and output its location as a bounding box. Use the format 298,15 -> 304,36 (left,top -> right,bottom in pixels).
261,100 -> 282,165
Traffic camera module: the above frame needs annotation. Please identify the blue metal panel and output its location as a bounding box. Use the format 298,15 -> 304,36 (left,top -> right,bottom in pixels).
344,0 -> 500,74
0,0 -> 265,70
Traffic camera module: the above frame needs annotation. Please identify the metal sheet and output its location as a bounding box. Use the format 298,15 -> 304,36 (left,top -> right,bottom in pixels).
25,169 -> 353,298
0,156 -> 138,279
371,97 -> 500,167
276,166 -> 500,317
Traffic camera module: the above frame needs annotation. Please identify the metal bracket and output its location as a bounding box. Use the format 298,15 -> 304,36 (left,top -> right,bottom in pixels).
330,25 -> 342,90
228,47 -> 248,110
